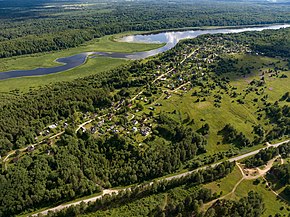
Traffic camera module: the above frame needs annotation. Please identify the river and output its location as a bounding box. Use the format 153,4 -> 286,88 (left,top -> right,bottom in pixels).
0,24 -> 289,80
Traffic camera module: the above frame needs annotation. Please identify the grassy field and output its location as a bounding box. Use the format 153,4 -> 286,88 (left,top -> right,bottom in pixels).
234,179 -> 290,217
204,165 -> 243,196
0,32 -> 164,92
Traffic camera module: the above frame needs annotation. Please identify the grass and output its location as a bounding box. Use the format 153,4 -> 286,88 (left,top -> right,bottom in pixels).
204,165 -> 243,196
204,163 -> 290,217
155,90 -> 257,154
233,179 -> 290,217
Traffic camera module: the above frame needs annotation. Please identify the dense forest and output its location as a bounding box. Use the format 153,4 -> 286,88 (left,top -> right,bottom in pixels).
0,0 -> 290,57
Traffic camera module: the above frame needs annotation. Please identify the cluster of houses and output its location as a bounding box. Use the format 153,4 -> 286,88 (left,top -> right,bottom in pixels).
83,113 -> 153,139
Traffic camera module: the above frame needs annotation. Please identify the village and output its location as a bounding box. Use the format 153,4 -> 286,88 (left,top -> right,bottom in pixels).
52,37 -> 250,141
2,34 -> 273,166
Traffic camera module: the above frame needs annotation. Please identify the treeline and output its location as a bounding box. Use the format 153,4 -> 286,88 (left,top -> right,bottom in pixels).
267,162 -> 290,202
245,142 -> 290,168
38,161 -> 235,217
189,149 -> 238,170
218,27 -> 290,59
155,191 -> 264,217
1,1 -> 290,58
150,188 -> 213,217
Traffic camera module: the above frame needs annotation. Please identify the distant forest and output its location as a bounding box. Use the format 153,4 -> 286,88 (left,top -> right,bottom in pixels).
0,0 -> 290,57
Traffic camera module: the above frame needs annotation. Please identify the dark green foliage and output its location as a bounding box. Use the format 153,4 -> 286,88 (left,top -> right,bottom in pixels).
151,188 -> 212,217
204,191 -> 264,217
280,92 -> 290,102
282,186 -> 290,201
218,124 -> 251,148
267,163 -> 290,186
189,149 -> 238,170
265,103 -> 290,140
0,139 -> 102,216
245,142 -> 290,168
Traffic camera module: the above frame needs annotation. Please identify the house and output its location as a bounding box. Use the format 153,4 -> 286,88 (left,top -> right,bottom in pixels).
48,124 -> 57,129
132,120 -> 138,125
140,127 -> 151,136
97,119 -> 105,127
112,129 -> 119,134
27,145 -> 35,152
43,130 -> 50,136
91,126 -> 97,134
132,127 -> 138,132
